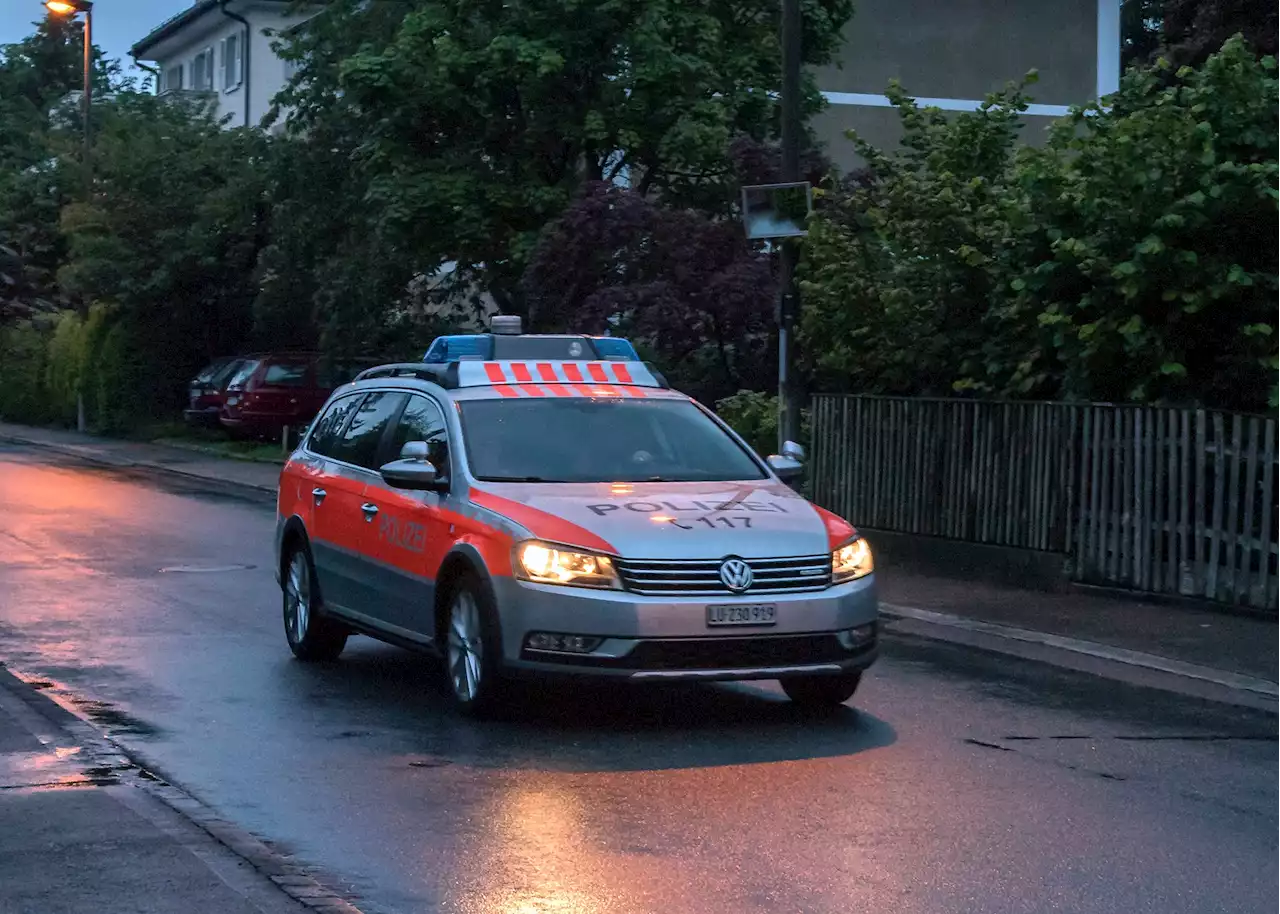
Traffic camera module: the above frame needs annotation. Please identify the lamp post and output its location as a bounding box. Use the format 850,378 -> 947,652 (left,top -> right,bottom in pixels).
777,0 -> 802,450
44,0 -> 94,432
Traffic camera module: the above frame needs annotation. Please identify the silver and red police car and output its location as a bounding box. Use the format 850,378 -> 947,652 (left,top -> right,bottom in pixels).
274,325 -> 878,716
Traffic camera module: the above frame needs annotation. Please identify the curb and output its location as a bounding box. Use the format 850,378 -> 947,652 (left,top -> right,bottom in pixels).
881,602 -> 1279,710
0,663 -> 366,914
0,431 -> 277,498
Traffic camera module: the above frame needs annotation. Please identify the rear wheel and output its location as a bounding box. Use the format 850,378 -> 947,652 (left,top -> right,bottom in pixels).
282,543 -> 348,662
443,572 -> 505,717
780,671 -> 862,709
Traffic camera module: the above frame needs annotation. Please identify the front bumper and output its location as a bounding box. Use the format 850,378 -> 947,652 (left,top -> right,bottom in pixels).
493,574 -> 879,681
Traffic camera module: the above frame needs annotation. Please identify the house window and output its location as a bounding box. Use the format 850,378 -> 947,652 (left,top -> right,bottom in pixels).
159,63 -> 183,94
191,47 -> 215,91
220,33 -> 243,91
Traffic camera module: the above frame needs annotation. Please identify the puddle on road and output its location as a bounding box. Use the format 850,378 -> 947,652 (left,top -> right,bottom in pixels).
71,699 -> 161,738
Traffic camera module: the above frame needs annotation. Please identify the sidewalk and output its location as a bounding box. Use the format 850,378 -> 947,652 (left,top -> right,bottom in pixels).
0,666 -> 356,914
0,421 -> 279,495
2,421 -> 1275,710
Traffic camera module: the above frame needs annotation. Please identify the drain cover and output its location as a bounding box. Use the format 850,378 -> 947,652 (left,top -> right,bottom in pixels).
159,563 -> 256,573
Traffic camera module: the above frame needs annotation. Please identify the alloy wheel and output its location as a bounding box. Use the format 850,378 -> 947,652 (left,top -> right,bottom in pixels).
447,590 -> 484,702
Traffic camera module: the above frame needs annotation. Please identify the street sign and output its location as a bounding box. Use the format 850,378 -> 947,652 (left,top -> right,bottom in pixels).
740,181 -> 812,239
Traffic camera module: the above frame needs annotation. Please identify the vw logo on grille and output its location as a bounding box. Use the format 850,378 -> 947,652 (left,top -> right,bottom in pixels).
719,557 -> 754,593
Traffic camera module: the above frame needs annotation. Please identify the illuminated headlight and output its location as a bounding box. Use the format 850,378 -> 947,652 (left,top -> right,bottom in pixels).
831,537 -> 874,584
515,541 -> 621,589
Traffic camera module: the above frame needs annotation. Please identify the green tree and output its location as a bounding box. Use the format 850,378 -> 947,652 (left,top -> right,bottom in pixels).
1160,0 -> 1276,65
0,18 -> 116,322
55,92 -> 272,422
267,0 -> 854,335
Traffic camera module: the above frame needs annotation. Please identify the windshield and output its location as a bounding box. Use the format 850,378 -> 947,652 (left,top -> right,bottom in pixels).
459,398 -> 766,483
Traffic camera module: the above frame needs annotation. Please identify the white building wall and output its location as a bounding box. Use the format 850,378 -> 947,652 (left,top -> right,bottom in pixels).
139,2 -> 311,129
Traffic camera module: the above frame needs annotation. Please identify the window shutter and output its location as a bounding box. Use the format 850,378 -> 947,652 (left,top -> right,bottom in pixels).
219,38 -> 227,89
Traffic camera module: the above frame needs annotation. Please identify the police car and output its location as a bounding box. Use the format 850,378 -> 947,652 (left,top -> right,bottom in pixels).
274,328 -> 878,716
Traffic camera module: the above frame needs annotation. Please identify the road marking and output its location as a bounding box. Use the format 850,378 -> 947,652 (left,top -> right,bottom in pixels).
881,602 -> 1279,699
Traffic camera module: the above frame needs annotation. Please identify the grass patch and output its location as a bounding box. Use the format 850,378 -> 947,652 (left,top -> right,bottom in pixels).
152,436 -> 286,464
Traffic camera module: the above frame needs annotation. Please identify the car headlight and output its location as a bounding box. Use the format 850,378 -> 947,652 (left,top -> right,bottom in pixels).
832,537 -> 874,584
515,541 -> 621,589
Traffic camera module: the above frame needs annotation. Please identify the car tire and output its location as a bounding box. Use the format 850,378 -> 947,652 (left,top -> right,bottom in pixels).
442,571 -> 506,717
282,542 -> 348,662
780,671 -> 862,709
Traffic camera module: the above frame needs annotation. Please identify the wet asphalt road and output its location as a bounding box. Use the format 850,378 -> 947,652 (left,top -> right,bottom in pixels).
0,442 -> 1275,914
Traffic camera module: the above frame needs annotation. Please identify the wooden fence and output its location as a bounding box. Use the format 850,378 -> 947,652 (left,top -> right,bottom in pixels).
810,395 -> 1279,613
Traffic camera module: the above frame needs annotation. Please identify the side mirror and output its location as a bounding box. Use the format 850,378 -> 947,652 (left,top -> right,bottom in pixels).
379,440 -> 447,491
767,440 -> 805,483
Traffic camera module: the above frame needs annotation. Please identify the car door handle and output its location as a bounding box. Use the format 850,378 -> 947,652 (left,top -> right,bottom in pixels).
361,502 -> 379,522
312,487 -> 326,505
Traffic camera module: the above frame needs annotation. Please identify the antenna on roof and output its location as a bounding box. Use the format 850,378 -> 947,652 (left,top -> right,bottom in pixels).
490,314 -> 522,335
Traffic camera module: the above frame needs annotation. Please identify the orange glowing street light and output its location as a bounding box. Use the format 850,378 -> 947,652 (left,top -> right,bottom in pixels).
44,0 -> 94,432
45,0 -> 92,14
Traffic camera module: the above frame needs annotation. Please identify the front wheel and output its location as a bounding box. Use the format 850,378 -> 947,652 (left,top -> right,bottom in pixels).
282,543 -> 348,662
443,573 -> 506,717
780,671 -> 862,709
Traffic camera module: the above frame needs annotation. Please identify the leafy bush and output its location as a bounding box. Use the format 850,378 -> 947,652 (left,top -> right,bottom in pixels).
715,390 -> 810,458
801,38 -> 1278,412
0,319 -> 52,424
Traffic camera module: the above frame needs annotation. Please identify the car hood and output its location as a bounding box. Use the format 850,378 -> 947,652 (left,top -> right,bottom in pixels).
469,480 -> 854,560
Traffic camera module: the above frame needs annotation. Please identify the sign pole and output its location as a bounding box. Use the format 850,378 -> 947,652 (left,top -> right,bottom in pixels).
778,0 -> 802,451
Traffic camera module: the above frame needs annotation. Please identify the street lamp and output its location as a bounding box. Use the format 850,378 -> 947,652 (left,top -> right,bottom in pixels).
44,0 -> 94,432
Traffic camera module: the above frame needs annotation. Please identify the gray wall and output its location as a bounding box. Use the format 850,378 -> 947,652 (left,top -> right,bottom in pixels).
815,0 -> 1100,104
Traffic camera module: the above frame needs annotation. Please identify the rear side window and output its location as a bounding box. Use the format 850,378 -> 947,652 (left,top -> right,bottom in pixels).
262,362 -> 310,387
209,359 -> 244,389
329,391 -> 407,469
226,360 -> 260,389
308,394 -> 364,458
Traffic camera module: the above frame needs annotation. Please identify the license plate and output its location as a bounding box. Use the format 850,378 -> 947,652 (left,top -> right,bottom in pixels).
706,604 -> 777,627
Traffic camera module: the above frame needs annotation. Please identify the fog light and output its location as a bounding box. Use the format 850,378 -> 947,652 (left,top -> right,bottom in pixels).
836,622 -> 877,650
524,632 -> 604,654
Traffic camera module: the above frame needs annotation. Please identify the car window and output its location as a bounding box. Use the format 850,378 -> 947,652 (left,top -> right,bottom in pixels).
226,360 -> 260,390
458,398 -> 766,483
388,395 -> 448,465
262,362 -> 310,387
307,394 -> 365,458
330,391 -> 408,469
194,360 -> 230,385
209,359 -> 244,389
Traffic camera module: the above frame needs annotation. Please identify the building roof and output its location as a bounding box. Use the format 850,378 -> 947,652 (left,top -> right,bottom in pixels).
130,0 -> 287,58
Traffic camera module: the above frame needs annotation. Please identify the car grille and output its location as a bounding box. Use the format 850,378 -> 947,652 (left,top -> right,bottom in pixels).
614,555 -> 832,596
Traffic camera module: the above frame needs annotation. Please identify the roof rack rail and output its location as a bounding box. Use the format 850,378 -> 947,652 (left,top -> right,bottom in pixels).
353,363 -> 458,387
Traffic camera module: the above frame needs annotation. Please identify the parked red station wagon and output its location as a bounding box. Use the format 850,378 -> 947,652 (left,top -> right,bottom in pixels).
220,352 -> 375,439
